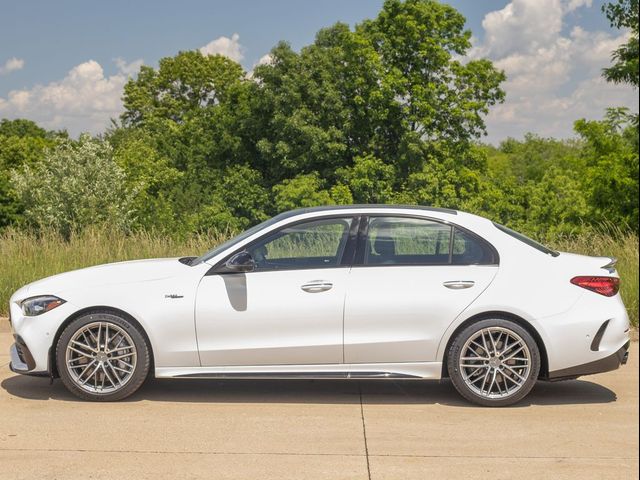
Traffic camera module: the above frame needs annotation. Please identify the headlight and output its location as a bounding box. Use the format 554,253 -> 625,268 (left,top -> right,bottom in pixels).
21,296 -> 66,316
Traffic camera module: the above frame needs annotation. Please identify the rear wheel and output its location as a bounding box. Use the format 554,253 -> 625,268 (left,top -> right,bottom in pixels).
447,319 -> 540,407
56,312 -> 150,401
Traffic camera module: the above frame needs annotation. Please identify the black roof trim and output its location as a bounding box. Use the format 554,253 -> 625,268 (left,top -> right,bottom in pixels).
281,204 -> 458,218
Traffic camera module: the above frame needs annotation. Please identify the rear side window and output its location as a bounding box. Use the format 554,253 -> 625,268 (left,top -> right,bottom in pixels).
493,222 -> 559,257
363,217 -> 497,266
366,217 -> 452,265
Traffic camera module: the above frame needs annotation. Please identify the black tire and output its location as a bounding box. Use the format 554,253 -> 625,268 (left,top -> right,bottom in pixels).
56,311 -> 150,401
447,318 -> 541,407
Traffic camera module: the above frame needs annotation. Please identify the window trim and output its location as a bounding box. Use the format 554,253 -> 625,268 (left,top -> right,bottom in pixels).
493,222 -> 559,257
207,215 -> 361,275
353,214 -> 499,267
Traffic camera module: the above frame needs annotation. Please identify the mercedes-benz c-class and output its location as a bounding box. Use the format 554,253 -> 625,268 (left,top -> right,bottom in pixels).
8,205 -> 630,406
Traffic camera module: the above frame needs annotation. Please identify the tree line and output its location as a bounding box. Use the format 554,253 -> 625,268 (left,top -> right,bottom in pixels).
1,0 -> 637,240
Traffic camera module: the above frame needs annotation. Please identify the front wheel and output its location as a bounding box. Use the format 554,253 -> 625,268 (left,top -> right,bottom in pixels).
447,319 -> 541,407
56,312 -> 150,401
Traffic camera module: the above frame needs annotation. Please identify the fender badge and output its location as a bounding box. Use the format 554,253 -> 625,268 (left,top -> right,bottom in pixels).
164,294 -> 184,299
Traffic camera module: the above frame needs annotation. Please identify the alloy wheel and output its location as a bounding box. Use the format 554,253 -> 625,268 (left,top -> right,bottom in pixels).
65,321 -> 138,394
458,327 -> 531,399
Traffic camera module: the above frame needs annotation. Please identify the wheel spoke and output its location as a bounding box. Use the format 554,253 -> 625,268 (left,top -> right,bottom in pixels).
481,331 -> 490,355
503,346 -> 525,361
106,362 -> 124,384
68,346 -> 94,359
116,360 -> 134,369
479,368 -> 491,394
79,362 -> 99,386
488,330 -> 498,355
102,364 -> 118,388
108,345 -> 135,355
502,364 -> 527,382
502,372 -> 511,394
110,353 -> 135,361
109,364 -> 131,375
70,339 -> 95,353
97,323 -> 102,350
469,339 -> 489,355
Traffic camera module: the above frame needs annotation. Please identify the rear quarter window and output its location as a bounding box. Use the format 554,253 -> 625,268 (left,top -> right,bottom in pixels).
451,228 -> 499,265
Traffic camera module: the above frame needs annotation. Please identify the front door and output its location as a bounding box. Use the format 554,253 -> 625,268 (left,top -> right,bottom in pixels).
195,216 -> 357,366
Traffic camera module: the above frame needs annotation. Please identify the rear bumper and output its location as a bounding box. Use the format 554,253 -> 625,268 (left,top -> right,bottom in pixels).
548,341 -> 630,381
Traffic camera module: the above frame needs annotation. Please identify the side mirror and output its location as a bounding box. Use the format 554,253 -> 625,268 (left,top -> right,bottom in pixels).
225,251 -> 256,273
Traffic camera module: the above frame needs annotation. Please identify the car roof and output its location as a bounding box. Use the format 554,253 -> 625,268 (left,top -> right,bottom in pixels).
279,204 -> 458,219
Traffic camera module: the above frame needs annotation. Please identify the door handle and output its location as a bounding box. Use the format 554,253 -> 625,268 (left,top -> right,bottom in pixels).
301,281 -> 333,293
443,280 -> 475,290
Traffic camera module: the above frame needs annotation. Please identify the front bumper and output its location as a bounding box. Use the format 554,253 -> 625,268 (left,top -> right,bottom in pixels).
548,341 -> 630,381
9,338 -> 48,377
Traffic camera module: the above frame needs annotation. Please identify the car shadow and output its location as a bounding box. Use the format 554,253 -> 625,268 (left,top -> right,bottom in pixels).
0,373 -> 617,407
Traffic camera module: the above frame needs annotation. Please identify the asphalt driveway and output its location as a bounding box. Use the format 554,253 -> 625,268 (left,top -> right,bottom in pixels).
0,320 -> 637,480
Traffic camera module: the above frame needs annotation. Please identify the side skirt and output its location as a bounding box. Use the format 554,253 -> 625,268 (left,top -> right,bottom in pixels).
154,362 -> 443,380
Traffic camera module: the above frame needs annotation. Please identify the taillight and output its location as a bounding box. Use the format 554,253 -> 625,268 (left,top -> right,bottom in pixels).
570,276 -> 620,297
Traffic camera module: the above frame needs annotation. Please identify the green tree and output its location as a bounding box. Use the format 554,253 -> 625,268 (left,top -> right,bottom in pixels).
111,129 -> 182,231
602,0 -> 639,88
12,135 -> 132,237
272,172 -> 353,211
122,51 -> 246,126
574,112 -> 639,230
0,119 -> 62,227
253,0 -> 505,186
336,154 -> 395,204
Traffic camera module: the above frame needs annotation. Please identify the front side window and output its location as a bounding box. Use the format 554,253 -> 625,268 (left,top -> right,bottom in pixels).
246,217 -> 353,271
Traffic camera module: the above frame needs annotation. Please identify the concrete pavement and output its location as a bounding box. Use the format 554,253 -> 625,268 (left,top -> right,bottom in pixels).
0,320 -> 637,480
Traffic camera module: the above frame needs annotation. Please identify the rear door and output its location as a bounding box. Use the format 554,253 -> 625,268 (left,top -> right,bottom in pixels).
343,216 -> 499,364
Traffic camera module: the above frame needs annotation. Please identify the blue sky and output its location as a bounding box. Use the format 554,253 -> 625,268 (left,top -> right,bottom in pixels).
0,0 -> 637,143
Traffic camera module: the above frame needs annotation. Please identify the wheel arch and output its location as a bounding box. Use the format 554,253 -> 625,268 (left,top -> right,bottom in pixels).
440,311 -> 549,379
49,306 -> 155,378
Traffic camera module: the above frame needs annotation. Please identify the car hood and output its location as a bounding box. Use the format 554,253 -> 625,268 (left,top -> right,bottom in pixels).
15,258 -> 191,300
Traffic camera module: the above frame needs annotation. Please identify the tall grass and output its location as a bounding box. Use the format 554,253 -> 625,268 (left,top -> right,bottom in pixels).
0,226 -> 638,326
0,227 -> 229,314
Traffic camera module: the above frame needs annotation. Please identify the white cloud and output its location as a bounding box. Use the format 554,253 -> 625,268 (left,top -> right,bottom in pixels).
246,53 -> 274,79
0,57 -> 25,75
0,58 -> 143,135
199,33 -> 244,62
114,57 -> 144,75
472,0 -> 638,142
565,0 -> 593,12
255,53 -> 273,67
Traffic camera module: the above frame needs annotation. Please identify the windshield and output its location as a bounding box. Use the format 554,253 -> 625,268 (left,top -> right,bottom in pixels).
493,222 -> 559,257
191,212 -> 292,265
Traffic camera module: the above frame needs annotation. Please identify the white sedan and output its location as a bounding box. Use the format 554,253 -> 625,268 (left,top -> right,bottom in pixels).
8,206 -> 630,406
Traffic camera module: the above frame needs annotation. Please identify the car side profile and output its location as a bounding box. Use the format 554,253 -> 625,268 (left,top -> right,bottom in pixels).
8,205 -> 630,406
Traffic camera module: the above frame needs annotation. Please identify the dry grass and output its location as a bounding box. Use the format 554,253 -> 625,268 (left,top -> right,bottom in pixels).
1,226 -> 638,326
0,227 -> 228,314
